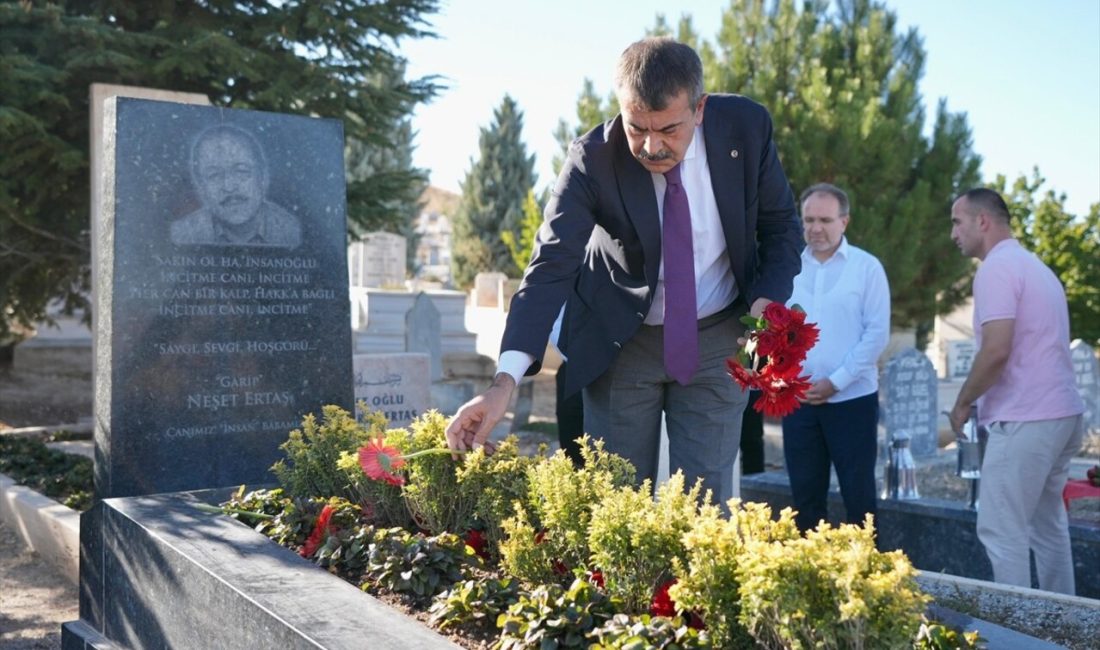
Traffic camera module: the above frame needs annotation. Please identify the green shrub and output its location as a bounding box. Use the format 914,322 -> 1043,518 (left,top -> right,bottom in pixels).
428,576 -> 523,631
589,613 -> 710,649
670,500 -> 800,649
272,405 -> 381,501
364,528 -> 477,604
0,435 -> 93,511
457,437 -> 537,559
496,577 -> 619,649
588,472 -> 703,614
735,515 -> 930,649
915,620 -> 985,649
500,436 -> 634,586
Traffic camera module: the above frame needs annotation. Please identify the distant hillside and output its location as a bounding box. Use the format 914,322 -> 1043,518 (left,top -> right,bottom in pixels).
420,186 -> 460,216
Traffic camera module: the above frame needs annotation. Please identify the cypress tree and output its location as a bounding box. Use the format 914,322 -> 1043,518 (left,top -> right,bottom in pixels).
450,95 -> 536,287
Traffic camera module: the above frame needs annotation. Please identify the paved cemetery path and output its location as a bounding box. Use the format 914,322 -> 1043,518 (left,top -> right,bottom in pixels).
0,519 -> 75,650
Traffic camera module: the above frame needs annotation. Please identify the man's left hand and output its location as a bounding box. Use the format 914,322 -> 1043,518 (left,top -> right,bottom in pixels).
749,297 -> 772,319
802,379 -> 837,405
948,401 -> 971,437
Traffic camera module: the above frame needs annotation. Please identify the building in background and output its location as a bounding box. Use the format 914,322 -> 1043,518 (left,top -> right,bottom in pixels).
414,186 -> 459,285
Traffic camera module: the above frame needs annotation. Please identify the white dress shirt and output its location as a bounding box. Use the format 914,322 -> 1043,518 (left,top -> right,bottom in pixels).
787,237 -> 890,403
497,124 -> 737,384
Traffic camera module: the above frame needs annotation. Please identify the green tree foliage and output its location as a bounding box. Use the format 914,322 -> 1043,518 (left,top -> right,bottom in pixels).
551,79 -> 618,177
450,95 -> 536,288
500,189 -> 543,277
996,171 -> 1100,346
0,0 -> 439,342
555,0 -> 984,339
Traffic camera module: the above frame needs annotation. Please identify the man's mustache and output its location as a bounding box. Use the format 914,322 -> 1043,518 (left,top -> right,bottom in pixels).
218,194 -> 249,207
637,149 -> 672,162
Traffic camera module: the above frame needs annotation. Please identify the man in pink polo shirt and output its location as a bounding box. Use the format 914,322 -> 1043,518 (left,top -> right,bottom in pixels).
948,188 -> 1085,595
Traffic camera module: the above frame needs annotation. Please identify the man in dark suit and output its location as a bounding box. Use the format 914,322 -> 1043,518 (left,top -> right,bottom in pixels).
445,37 -> 802,503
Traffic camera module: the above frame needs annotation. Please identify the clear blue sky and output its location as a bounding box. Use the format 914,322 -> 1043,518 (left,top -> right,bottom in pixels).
400,0 -> 1099,216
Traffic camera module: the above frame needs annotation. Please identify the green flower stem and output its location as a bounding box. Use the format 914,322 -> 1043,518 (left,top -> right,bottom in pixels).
400,448 -> 468,461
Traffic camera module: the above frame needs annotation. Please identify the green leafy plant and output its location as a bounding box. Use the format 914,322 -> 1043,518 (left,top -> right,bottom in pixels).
428,576 -> 523,631
915,620 -> 986,649
500,436 -> 634,585
457,437 -> 537,559
670,500 -> 800,649
0,435 -> 92,511
588,613 -> 710,649
272,405 -> 381,501
735,515 -> 930,649
364,529 -> 477,604
588,473 -> 703,614
496,577 -> 619,649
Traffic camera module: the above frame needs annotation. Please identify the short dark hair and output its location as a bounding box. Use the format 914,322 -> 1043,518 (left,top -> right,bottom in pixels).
957,188 -> 1011,223
800,182 -> 850,216
614,37 -> 704,111
191,124 -> 268,186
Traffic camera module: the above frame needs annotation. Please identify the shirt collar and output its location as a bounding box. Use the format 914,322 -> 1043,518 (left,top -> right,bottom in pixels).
801,236 -> 850,264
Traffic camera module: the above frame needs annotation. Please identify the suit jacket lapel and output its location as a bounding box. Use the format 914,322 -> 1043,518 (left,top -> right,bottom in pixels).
703,104 -> 747,291
610,117 -> 661,289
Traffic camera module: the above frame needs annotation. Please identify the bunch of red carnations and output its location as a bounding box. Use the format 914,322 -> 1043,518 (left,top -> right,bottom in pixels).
726,302 -> 819,418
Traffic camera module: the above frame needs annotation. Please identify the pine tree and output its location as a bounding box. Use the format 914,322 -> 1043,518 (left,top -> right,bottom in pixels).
998,171 -> 1100,346
0,0 -> 439,343
450,95 -> 537,288
501,190 -> 544,277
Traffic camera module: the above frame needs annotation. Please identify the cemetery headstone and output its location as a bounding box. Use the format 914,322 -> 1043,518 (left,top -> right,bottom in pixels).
881,348 -> 939,458
94,97 -> 353,498
946,339 -> 976,381
406,292 -> 442,381
353,353 -> 430,429
348,232 -> 406,288
1071,339 -> 1100,431
474,272 -> 507,308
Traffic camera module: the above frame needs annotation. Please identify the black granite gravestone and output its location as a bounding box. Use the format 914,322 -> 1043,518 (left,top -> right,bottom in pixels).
92,97 -> 353,499
881,348 -> 939,458
65,96 -> 355,650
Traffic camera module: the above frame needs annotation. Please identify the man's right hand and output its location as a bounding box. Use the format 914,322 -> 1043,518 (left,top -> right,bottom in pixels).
444,372 -> 516,455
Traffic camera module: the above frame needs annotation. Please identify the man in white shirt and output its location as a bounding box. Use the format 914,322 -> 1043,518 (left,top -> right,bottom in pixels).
783,183 -> 890,532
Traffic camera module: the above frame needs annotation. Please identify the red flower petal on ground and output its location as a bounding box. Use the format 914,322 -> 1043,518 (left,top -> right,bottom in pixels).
588,569 -> 605,588
464,528 -> 488,560
650,579 -> 678,618
551,559 -> 570,576
358,438 -> 406,486
300,504 -> 335,558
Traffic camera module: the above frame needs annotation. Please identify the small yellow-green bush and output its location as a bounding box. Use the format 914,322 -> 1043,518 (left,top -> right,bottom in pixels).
588,473 -> 703,614
736,515 -> 930,649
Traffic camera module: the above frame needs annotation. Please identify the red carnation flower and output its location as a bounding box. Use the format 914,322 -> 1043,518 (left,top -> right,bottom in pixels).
588,569 -> 605,588
727,358 -> 763,391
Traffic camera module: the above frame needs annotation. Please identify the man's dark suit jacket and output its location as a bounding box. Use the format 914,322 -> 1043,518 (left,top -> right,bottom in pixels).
501,93 -> 803,398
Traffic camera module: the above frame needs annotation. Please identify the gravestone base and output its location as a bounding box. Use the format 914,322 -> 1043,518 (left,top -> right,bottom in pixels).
740,471 -> 1100,600
62,489 -> 458,650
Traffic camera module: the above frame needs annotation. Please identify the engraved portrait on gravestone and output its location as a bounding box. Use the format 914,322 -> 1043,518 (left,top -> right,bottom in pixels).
171,125 -> 302,248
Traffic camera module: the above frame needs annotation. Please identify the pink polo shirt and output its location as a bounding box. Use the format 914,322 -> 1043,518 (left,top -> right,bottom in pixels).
972,239 -> 1084,425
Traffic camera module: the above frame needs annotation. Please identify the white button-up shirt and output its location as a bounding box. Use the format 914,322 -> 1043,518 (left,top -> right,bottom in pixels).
788,237 -> 891,403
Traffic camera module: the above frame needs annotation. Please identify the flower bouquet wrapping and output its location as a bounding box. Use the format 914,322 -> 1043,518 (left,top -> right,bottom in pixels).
727,302 -> 819,418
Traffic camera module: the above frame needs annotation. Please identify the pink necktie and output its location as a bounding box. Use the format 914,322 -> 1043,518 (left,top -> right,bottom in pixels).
662,164 -> 698,385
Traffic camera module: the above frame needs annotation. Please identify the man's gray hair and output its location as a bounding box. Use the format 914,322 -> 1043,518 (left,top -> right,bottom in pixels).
614,37 -> 704,111
800,182 -> 850,216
